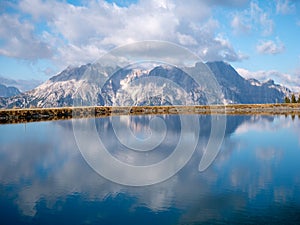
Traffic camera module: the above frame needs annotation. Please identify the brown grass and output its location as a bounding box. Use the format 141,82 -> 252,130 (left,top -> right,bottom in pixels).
1,103 -> 300,124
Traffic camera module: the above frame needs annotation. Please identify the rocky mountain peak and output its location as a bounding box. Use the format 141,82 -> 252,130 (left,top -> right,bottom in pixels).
0,61 -> 291,108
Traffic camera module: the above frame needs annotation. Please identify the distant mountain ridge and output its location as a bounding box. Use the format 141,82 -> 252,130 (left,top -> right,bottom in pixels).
0,76 -> 42,92
0,61 -> 291,108
0,84 -> 21,98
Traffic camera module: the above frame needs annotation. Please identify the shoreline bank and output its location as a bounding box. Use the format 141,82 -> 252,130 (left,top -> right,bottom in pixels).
1,103 -> 300,124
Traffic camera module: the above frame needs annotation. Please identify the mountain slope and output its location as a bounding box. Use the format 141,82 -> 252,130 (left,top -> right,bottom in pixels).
0,61 -> 291,108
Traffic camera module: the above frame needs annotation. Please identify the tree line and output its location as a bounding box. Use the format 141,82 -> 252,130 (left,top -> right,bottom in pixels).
284,94 -> 300,103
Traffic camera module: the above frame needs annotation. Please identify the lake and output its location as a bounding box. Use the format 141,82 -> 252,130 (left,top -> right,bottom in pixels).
1,114 -> 300,224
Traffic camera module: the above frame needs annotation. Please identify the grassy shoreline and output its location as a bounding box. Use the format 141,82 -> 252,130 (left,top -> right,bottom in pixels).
1,103 -> 300,124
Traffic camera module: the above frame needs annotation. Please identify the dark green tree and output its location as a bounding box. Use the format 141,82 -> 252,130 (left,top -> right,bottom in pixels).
284,96 -> 291,103
291,94 -> 296,103
297,94 -> 300,103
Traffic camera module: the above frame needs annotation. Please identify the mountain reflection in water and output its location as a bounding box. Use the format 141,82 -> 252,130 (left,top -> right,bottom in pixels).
0,115 -> 300,225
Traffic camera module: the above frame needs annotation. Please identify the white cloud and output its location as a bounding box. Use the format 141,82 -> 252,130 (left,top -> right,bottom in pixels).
55,44 -> 107,67
0,0 -> 247,69
173,0 -> 211,22
200,34 -> 248,61
231,14 -> 251,35
256,39 -> 285,55
230,1 -> 274,36
237,67 -> 300,92
0,14 -> 52,60
276,0 -> 296,15
176,33 -> 198,46
18,0 -> 58,20
250,2 -> 274,36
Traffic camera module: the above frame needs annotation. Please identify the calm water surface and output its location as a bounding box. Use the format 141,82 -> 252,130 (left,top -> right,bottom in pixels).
0,115 -> 300,224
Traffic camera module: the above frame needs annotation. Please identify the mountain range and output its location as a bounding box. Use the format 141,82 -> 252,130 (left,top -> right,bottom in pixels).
0,61 -> 291,108
0,76 -> 42,92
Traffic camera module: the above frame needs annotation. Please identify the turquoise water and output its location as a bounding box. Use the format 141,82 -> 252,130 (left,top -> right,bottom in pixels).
0,115 -> 300,224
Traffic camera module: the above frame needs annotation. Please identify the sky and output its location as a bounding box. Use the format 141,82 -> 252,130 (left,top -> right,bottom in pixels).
0,0 -> 300,91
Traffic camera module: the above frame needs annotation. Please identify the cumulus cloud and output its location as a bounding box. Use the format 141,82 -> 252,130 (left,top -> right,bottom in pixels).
237,67 -> 300,92
0,14 -> 53,60
200,34 -> 248,61
276,0 -> 296,15
256,38 -> 285,55
0,0 -> 247,68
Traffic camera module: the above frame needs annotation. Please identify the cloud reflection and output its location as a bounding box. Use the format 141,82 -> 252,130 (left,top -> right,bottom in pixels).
0,115 -> 300,224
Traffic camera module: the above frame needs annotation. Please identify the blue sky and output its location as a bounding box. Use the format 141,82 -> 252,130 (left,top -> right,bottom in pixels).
0,0 -> 300,91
